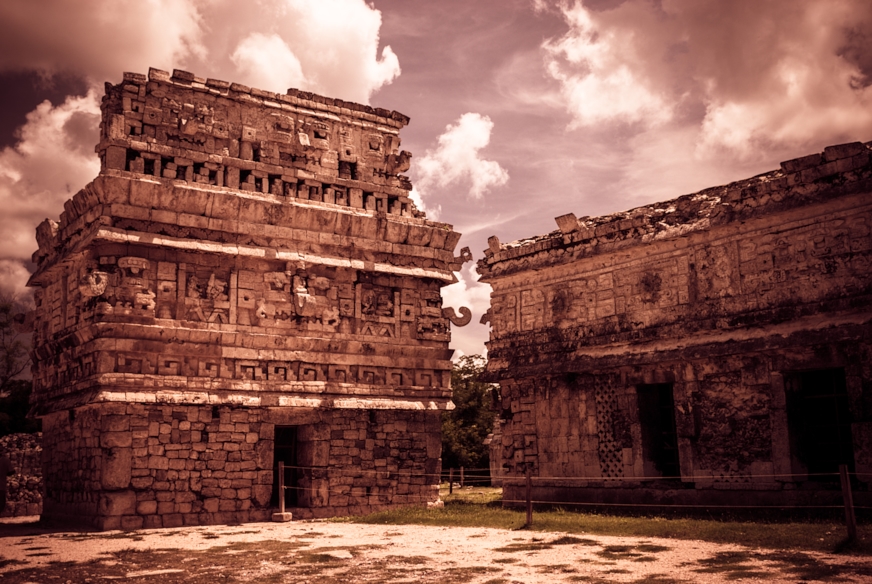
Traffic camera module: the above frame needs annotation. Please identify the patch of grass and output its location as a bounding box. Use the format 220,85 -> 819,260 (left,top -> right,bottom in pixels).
384,554 -> 431,565
635,543 -> 670,553
441,565 -> 502,583
593,542 -> 666,564
692,551 -> 773,580
492,541 -> 553,552
760,549 -> 872,581
346,486 -> 872,555
632,575 -> 688,584
87,530 -> 146,541
296,551 -> 346,564
492,557 -> 518,564
535,563 -> 578,573
551,535 -> 600,546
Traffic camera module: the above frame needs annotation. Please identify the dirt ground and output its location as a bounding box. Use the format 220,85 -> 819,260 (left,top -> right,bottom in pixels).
1,515 -> 871,583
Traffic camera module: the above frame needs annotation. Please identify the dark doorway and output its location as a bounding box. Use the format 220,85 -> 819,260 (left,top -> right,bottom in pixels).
785,368 -> 854,480
637,383 -> 681,478
271,426 -> 298,507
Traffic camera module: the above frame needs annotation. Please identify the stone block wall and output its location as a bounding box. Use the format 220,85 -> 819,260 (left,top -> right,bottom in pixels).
40,402 -> 441,529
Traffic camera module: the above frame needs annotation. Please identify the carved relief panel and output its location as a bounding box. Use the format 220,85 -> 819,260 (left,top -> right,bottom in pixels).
694,243 -> 738,299
490,293 -> 518,337
520,289 -> 545,331
357,283 -> 398,337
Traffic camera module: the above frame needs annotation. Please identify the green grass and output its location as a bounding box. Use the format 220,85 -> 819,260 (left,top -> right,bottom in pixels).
344,485 -> 872,555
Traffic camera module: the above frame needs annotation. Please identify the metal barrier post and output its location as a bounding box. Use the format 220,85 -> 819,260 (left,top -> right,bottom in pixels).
525,468 -> 533,527
460,466 -> 465,488
449,468 -> 454,494
278,461 -> 285,515
839,464 -> 857,541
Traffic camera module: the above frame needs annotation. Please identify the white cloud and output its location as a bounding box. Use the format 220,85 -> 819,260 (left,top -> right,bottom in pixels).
0,260 -> 35,298
0,92 -> 101,293
533,0 -> 872,214
542,1 -> 674,128
0,0 -> 402,293
0,0 -> 204,83
201,0 -> 400,102
441,263 -> 492,360
231,33 -> 306,93
0,0 -> 399,103
414,113 -> 509,212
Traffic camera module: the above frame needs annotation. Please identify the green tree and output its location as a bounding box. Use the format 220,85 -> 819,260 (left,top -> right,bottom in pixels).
0,294 -> 37,436
442,355 -> 496,474
0,294 -> 30,393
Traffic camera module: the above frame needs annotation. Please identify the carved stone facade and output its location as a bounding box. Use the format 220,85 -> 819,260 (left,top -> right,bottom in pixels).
479,142 -> 872,509
28,68 -> 469,530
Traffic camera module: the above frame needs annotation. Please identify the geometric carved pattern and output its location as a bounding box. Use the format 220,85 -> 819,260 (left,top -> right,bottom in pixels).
594,379 -> 625,479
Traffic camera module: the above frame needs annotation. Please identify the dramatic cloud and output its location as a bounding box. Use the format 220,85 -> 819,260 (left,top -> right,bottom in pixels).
413,113 -> 509,213
223,0 -> 401,102
0,0 -> 204,84
0,260 -> 34,298
0,0 -> 399,102
230,33 -> 307,94
0,92 -> 101,292
543,0 -> 872,155
0,0 -> 400,293
543,2 -> 673,128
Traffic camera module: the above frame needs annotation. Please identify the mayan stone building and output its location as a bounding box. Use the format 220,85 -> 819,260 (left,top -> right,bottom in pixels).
479,141 -> 872,510
27,68 -> 470,530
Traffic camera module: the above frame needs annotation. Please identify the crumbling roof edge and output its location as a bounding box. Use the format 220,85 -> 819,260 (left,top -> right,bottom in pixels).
479,140 -> 872,275
124,68 -> 411,127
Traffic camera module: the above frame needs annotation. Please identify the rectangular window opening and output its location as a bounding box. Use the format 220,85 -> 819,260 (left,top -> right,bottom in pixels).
637,383 -> 681,479
785,368 -> 854,481
272,426 -> 299,508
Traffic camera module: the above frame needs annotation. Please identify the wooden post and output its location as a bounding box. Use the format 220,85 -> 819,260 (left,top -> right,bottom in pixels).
525,468 -> 533,527
449,468 -> 454,495
460,466 -> 465,488
278,461 -> 285,515
839,464 -> 857,542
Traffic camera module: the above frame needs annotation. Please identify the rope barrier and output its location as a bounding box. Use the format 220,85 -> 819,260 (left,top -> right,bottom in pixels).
271,462 -> 869,528
273,463 -> 866,483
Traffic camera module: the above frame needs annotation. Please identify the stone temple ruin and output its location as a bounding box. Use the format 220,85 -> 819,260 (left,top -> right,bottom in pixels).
479,142 -> 872,510
27,68 -> 471,530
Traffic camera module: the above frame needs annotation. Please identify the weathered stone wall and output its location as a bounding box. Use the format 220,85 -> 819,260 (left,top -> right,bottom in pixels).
0,433 -> 42,517
28,68 -> 466,528
479,141 -> 872,508
39,402 -> 440,530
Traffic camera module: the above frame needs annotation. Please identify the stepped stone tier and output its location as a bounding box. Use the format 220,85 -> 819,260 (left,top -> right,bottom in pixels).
27,68 -> 471,530
479,141 -> 872,510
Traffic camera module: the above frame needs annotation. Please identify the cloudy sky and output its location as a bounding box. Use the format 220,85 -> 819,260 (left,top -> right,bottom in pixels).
1,0 -> 870,357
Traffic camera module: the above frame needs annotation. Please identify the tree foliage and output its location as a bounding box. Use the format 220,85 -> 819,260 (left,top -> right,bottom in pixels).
0,380 -> 38,436
0,294 -> 31,394
441,355 -> 496,471
0,294 -> 37,436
